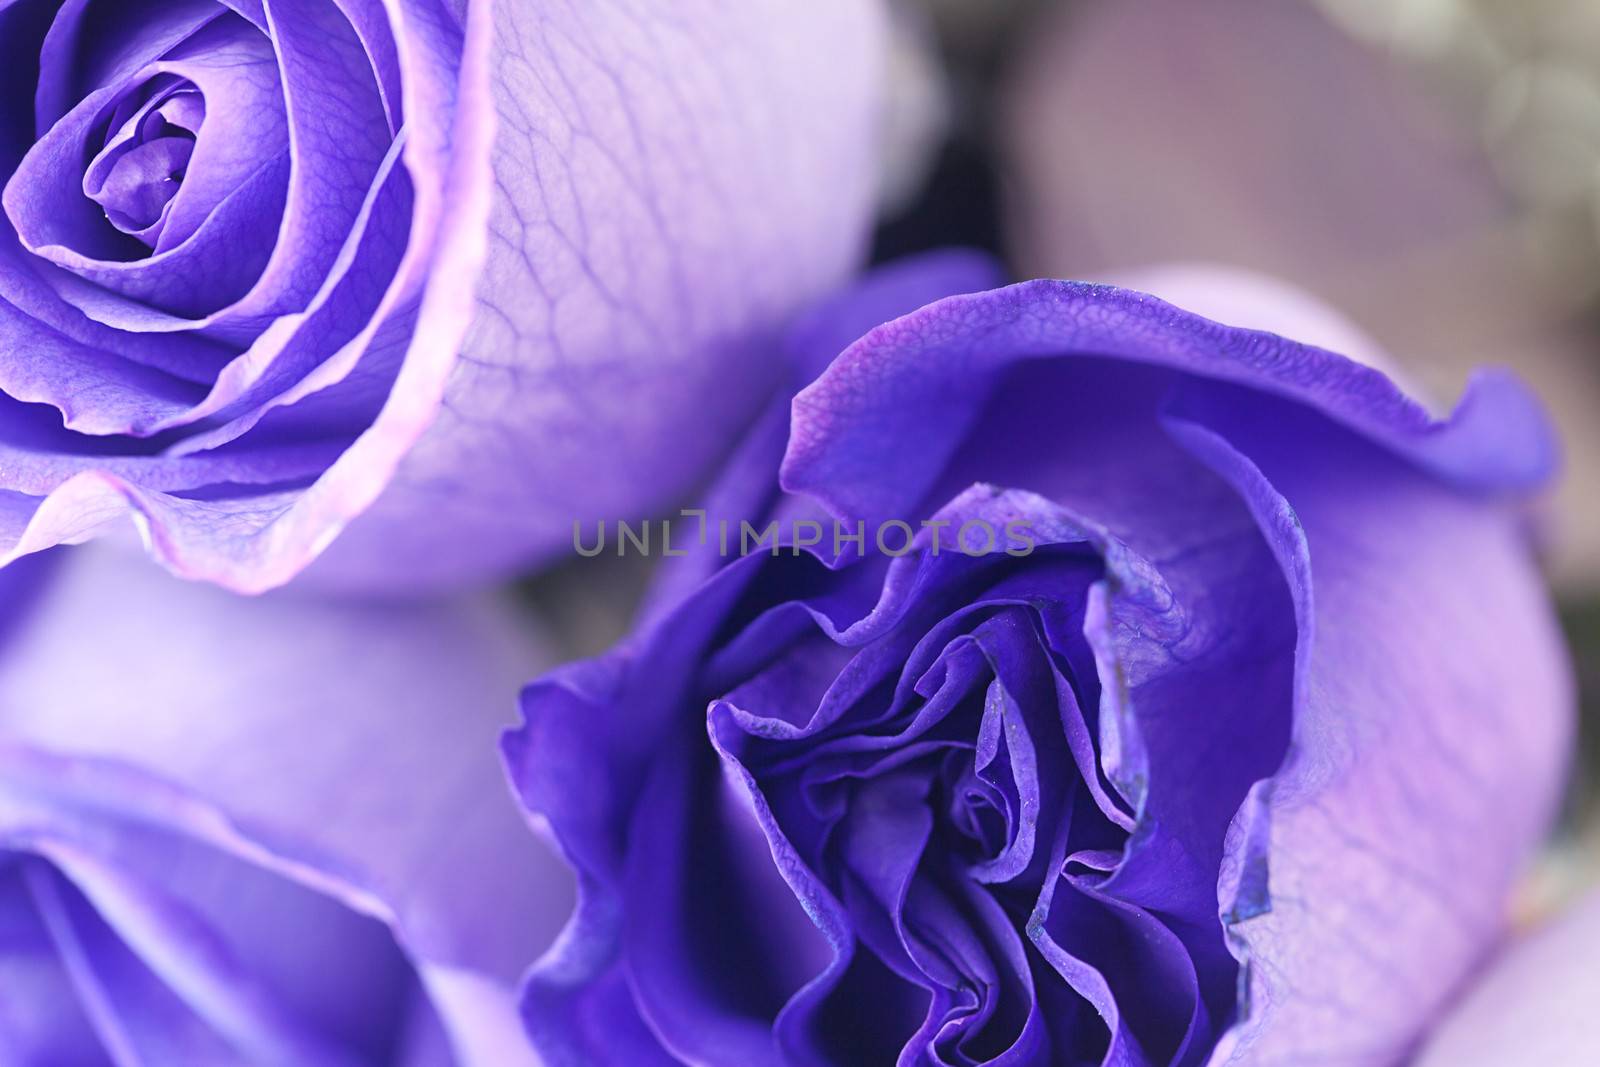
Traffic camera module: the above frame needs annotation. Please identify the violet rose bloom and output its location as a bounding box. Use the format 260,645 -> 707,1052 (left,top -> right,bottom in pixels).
0,1 -> 884,593
1415,887 -> 1600,1067
0,546 -> 573,1063
504,252 -> 1573,1065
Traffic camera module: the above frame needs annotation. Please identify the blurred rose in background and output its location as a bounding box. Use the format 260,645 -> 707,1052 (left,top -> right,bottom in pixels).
1001,0 -> 1600,595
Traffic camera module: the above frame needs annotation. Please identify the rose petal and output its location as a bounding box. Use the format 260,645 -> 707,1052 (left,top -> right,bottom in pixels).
1168,387 -> 1570,1066
783,281 -> 1555,522
304,0 -> 888,591
1414,888 -> 1600,1067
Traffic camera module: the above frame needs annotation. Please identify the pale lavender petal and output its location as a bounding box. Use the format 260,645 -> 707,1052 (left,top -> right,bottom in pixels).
303,0 -> 888,591
1414,889 -> 1600,1067
1175,393 -> 1572,1067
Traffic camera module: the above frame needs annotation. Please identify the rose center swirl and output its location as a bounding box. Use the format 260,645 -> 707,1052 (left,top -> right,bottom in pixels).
85,74 -> 204,246
706,543 -> 1147,1063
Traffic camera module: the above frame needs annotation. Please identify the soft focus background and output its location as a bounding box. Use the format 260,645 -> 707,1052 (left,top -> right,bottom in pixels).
531,0 -> 1600,909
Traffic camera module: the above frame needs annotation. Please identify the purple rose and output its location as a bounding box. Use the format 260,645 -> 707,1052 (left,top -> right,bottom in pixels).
504,253 -> 1573,1065
0,546 -> 572,1062
0,1 -> 883,593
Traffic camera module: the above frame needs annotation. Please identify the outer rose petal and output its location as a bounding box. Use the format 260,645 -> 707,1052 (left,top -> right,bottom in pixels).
299,0 -> 887,591
1100,265 -> 1398,384
0,546 -> 574,1062
1171,399 -> 1571,1067
1106,268 -> 1564,1066
1414,888 -> 1600,1067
